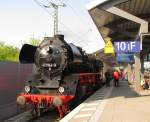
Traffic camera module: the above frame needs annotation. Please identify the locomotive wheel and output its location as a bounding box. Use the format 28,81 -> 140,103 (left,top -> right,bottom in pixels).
31,104 -> 41,117
31,109 -> 40,117
31,108 -> 37,117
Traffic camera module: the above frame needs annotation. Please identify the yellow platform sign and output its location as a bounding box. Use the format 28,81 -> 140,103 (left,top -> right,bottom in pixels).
104,38 -> 114,54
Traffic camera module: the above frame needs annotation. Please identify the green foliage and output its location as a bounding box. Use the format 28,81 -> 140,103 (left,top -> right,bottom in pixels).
23,38 -> 41,46
0,38 -> 41,62
0,42 -> 19,62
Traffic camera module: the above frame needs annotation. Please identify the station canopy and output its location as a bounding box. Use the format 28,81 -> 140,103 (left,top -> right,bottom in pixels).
87,0 -> 150,49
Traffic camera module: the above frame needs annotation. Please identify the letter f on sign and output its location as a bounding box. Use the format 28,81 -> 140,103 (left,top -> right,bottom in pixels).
130,42 -> 136,51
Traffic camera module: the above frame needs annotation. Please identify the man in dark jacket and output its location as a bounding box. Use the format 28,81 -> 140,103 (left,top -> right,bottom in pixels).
105,70 -> 110,86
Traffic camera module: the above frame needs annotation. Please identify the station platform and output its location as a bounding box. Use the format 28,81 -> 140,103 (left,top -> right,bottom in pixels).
60,80 -> 150,122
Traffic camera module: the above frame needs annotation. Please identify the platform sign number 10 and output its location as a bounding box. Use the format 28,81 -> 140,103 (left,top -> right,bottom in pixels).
114,41 -> 140,53
116,42 -> 127,51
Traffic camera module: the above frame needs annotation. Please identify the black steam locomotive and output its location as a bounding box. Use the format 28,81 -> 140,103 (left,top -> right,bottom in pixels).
17,35 -> 103,118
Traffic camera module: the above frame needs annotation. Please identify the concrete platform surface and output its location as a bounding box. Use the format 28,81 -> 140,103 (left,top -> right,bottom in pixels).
60,80 -> 150,122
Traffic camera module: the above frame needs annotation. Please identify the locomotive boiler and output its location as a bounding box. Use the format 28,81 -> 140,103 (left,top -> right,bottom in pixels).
17,35 -> 103,118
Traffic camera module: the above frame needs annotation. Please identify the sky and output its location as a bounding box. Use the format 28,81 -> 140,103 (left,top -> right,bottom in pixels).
0,0 -> 105,53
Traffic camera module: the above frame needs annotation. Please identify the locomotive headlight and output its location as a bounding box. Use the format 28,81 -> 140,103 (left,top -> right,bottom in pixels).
24,86 -> 31,93
58,86 -> 65,93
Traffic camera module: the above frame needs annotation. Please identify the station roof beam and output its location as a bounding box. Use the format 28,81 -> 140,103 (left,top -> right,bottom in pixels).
86,0 -> 150,42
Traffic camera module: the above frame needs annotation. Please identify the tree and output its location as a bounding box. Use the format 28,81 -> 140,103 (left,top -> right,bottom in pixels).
0,42 -> 19,62
0,38 -> 41,62
23,38 -> 41,46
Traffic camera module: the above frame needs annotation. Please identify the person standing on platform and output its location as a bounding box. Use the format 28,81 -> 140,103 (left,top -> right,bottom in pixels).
140,75 -> 149,90
125,72 -> 128,81
122,71 -> 126,80
105,70 -> 110,86
113,70 -> 119,87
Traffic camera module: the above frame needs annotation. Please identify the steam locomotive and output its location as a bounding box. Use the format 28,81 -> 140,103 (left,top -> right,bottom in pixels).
17,35 -> 103,118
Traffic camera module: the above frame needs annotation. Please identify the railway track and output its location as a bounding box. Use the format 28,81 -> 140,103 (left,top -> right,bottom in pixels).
3,99 -> 91,122
4,110 -> 59,122
4,86 -> 104,122
4,110 -> 33,122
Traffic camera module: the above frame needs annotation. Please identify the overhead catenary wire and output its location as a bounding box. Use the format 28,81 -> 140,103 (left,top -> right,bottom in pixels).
33,0 -> 53,17
38,0 -> 93,46
59,0 -> 92,31
51,0 -> 92,44
44,0 -> 66,35
58,0 -> 93,44
33,0 -> 86,46
59,0 -> 92,34
58,0 -> 102,53
33,0 -> 90,45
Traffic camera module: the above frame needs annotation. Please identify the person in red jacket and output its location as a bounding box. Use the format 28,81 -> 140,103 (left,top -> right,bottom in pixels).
113,70 -> 119,87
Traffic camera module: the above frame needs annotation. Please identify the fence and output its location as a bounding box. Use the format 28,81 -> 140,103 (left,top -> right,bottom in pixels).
0,62 -> 33,121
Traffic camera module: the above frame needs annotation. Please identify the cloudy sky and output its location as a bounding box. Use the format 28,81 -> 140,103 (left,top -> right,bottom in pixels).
0,0 -> 105,53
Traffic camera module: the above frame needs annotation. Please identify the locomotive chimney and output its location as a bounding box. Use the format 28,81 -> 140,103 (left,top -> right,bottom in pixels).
54,34 -> 64,40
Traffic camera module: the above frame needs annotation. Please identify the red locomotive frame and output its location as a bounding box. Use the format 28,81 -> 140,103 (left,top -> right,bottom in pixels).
18,73 -> 102,118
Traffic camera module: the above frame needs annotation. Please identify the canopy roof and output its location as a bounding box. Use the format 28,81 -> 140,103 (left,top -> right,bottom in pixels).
87,0 -> 150,48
